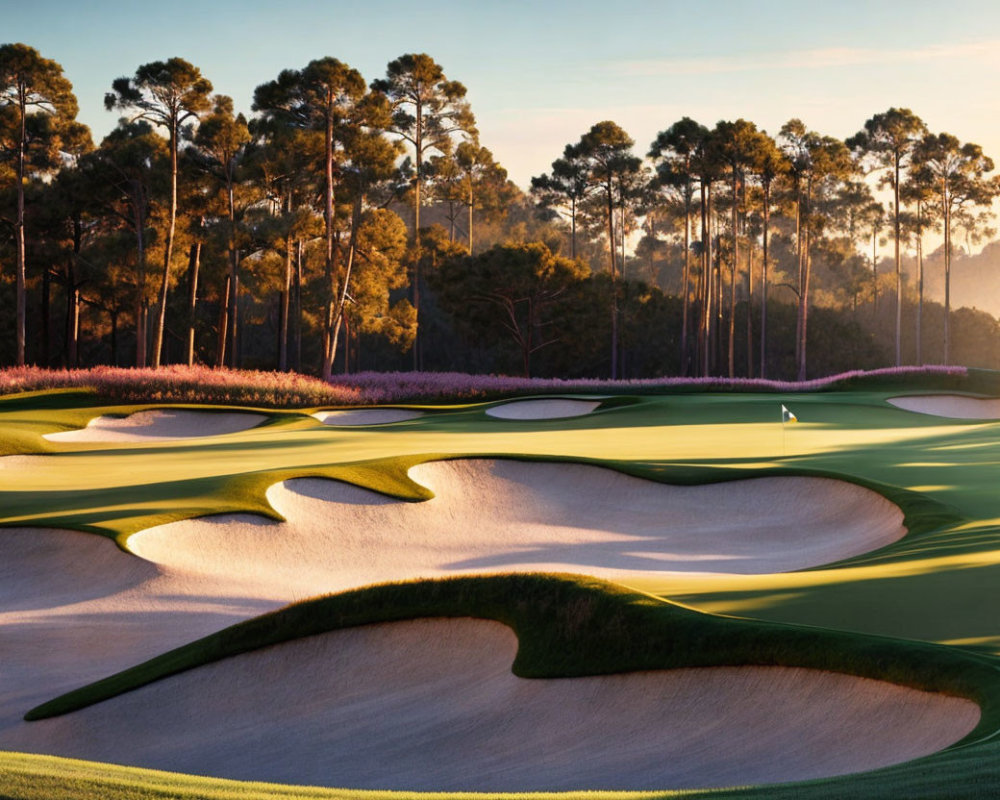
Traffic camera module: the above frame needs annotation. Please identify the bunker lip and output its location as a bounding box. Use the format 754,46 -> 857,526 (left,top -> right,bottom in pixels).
127,459 -> 907,596
887,394 -> 1000,420
485,399 -> 601,419
42,410 -> 267,442
15,618 -> 980,792
312,408 -> 424,425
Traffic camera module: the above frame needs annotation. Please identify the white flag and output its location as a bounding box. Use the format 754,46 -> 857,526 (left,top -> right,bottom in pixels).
781,404 -> 797,423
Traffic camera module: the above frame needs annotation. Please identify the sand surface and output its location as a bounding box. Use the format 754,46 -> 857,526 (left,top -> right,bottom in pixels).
9,618 -> 979,791
486,399 -> 601,419
888,395 -> 1000,419
129,459 -> 907,597
43,410 -> 267,442
312,408 -> 423,425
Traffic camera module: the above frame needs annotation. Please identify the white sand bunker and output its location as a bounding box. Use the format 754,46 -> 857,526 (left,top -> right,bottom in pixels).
17,619 -> 979,791
888,395 -> 1000,420
312,408 -> 423,425
129,459 -> 906,597
486,399 -> 600,419
44,410 -> 266,442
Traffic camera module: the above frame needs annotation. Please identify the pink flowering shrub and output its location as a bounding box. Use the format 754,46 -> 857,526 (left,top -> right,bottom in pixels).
0,365 -> 360,407
328,366 -> 971,404
0,365 -> 972,407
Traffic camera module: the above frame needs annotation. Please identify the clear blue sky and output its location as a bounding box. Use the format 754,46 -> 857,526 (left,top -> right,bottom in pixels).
6,0 -> 1000,189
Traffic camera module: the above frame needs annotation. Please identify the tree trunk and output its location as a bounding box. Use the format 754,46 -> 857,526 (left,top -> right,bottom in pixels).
295,239 -> 303,373
797,227 -> 812,381
943,185 -> 951,365
42,268 -> 51,367
893,158 -> 902,366
760,181 -> 771,379
607,177 -> 617,380
872,230 -> 879,314
793,187 -> 803,368
700,182 -> 712,377
916,199 -> 924,365
412,99 -> 423,371
324,197 -> 363,379
746,237 -> 753,378
279,230 -> 292,372
67,286 -> 80,368
680,182 -> 691,375
185,242 -> 201,366
15,87 -> 27,365
151,117 -> 180,368
468,184 -> 474,255
216,275 -> 230,368
728,171 -> 738,378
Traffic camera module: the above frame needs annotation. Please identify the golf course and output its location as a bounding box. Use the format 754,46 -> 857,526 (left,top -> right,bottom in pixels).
4,368 -> 1000,797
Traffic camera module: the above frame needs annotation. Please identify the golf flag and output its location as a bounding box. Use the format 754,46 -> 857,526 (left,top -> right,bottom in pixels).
781,404 -> 797,424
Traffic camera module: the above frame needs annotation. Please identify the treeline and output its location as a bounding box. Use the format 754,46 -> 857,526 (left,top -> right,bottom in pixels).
1,43 -> 998,380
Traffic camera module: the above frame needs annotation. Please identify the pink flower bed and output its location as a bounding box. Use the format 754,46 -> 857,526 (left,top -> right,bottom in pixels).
0,366 -> 359,407
0,365 -> 968,407
0,365 -> 970,407
327,366 -> 970,405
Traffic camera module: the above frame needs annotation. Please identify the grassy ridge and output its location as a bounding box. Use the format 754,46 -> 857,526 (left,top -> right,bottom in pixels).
26,574 -> 1000,745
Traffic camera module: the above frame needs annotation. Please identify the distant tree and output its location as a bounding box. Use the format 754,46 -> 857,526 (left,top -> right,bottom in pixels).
0,43 -> 80,365
848,108 -> 927,365
714,118 -> 762,377
746,130 -> 786,377
340,208 -> 415,371
779,119 -> 854,379
79,121 -> 167,367
649,117 -> 710,375
531,143 -> 592,259
105,57 -> 213,367
372,54 -> 476,368
912,132 -> 998,363
190,95 -> 252,367
576,121 -> 641,378
433,241 -> 588,376
254,57 -> 394,378
899,175 -> 937,363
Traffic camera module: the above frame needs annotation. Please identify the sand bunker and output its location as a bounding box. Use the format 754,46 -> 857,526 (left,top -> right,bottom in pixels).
0,526 -> 279,727
312,408 -> 423,425
486,399 -> 600,419
13,618 -> 978,791
888,395 -> 1000,420
128,459 -> 906,597
43,410 -> 266,442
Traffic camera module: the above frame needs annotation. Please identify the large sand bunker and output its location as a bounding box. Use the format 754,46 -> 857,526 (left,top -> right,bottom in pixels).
312,408 -> 423,425
486,398 -> 601,419
129,459 -> 906,596
888,395 -> 1000,420
43,410 -> 266,442
13,618 -> 979,791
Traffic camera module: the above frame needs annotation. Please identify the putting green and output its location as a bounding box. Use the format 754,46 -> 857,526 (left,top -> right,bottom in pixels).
5,385 -> 1000,797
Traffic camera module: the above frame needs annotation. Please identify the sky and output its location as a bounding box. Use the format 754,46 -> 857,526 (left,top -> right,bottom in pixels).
6,0 -> 1000,191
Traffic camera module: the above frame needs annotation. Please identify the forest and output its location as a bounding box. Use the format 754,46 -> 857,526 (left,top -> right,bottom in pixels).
2,43 -> 999,381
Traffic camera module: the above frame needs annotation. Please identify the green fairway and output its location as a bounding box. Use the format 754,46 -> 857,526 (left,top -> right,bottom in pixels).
5,384 -> 1000,796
